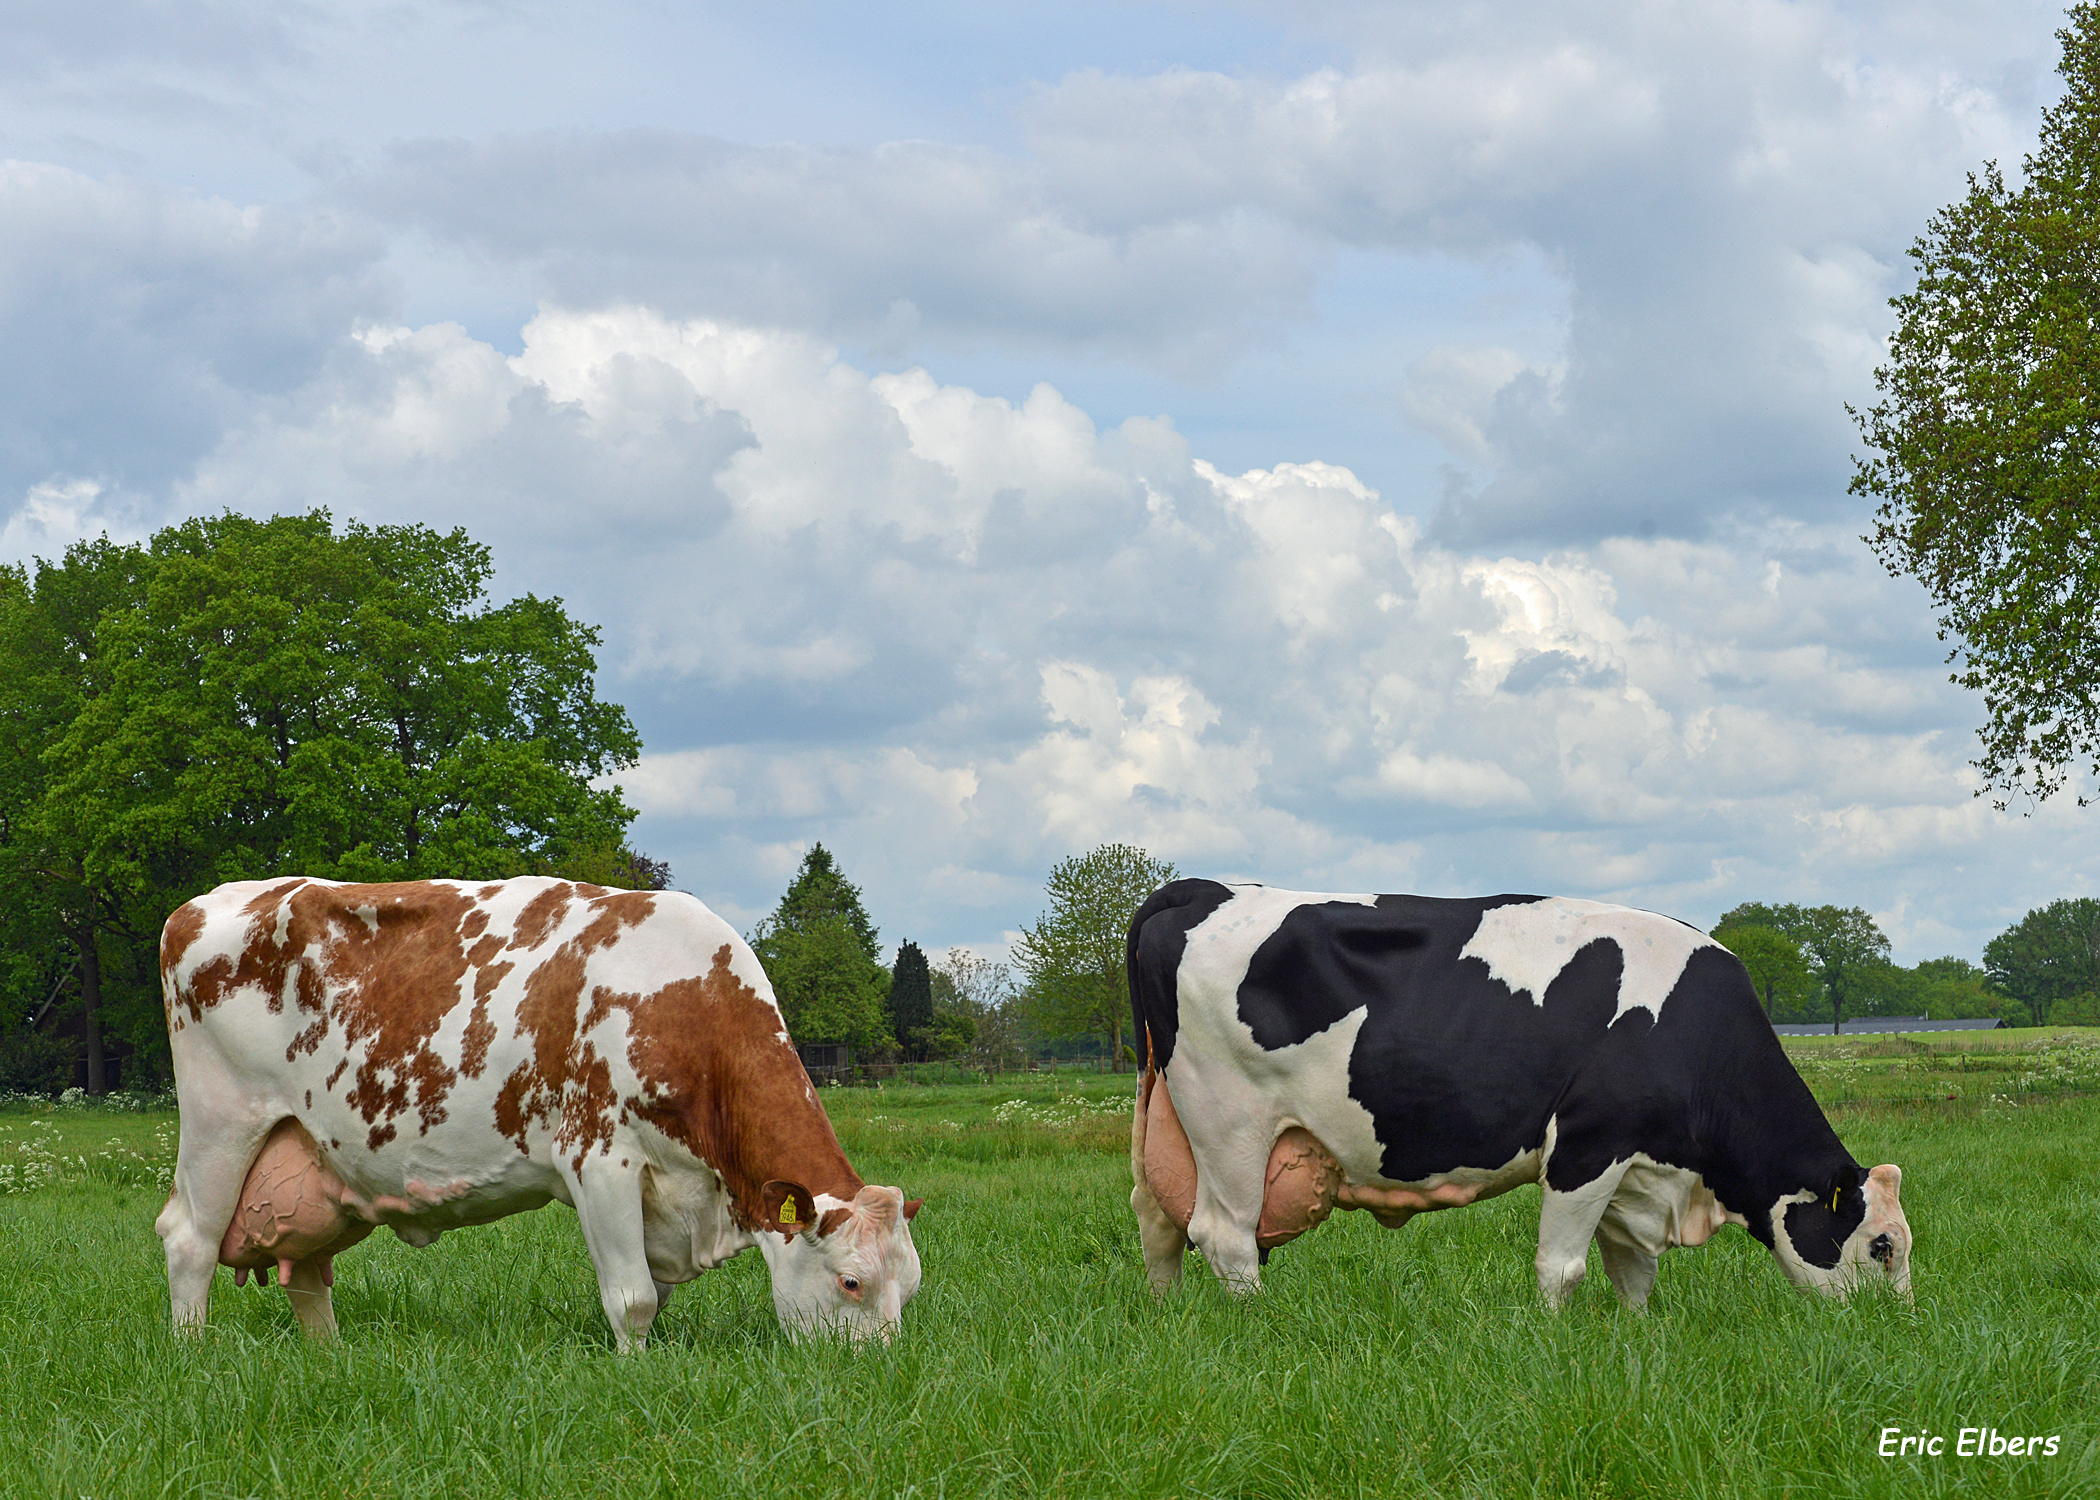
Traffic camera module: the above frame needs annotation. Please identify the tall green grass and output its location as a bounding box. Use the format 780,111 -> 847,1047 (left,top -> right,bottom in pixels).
0,1086 -> 2092,1497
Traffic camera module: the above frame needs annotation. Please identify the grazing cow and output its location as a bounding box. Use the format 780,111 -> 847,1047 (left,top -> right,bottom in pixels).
1128,881 -> 1913,1308
156,877 -> 921,1349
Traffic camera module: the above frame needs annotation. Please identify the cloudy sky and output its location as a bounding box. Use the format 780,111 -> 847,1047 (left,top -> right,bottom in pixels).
4,0 -> 2092,963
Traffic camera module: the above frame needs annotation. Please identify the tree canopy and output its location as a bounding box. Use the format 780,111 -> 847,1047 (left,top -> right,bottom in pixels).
1711,922 -> 1810,1017
0,510 -> 651,1089
1012,843 -> 1176,1067
1715,902 -> 1892,1031
1851,3 -> 2100,807
886,939 -> 936,1061
1985,897 -> 2100,1026
749,844 -> 892,1052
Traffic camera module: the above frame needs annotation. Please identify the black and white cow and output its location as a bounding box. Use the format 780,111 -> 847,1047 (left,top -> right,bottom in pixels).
1127,880 -> 1913,1307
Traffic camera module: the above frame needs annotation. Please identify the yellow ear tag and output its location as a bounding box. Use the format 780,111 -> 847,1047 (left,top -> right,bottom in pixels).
1830,1189 -> 1841,1213
779,1199 -> 799,1226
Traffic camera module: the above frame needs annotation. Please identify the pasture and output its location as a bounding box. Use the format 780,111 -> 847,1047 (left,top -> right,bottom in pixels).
1,1038 -> 2095,1499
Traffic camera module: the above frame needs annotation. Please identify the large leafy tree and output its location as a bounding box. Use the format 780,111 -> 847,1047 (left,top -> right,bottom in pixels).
1715,902 -> 1892,1032
1012,843 -> 1176,1068
1912,956 -> 2018,1023
749,844 -> 892,1052
1850,4 -> 2100,807
1,511 -> 648,1089
1710,922 -> 1810,1019
1985,897 -> 2100,1026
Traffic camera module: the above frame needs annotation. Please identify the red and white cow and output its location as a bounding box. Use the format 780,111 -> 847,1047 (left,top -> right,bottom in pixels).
156,877 -> 921,1349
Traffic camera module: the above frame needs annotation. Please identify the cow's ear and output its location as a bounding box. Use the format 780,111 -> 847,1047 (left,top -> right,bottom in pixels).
902,1197 -> 923,1222
1825,1167 -> 1856,1214
759,1180 -> 819,1240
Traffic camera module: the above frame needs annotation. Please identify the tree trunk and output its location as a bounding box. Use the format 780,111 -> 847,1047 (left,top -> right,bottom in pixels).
80,934 -> 106,1095
1762,979 -> 1773,1017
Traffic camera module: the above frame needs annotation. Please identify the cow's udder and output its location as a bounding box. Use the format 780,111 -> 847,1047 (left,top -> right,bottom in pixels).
219,1118 -> 373,1279
1141,1076 -> 1343,1250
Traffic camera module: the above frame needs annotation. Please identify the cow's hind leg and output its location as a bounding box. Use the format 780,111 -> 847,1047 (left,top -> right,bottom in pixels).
155,1110 -> 277,1333
1183,1134 -> 1268,1295
1130,1074 -> 1189,1291
282,1257 -> 338,1338
1535,1162 -> 1629,1309
568,1167 -> 659,1352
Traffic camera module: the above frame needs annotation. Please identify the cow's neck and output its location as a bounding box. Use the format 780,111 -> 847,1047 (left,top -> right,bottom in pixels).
1699,1037 -> 1857,1247
672,1052 -> 863,1229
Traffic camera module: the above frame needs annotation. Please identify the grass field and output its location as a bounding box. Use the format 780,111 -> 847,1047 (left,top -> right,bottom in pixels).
0,1043 -> 2094,1498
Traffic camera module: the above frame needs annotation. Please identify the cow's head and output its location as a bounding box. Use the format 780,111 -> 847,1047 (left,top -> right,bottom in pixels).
1769,1162 -> 1912,1299
752,1181 -> 923,1342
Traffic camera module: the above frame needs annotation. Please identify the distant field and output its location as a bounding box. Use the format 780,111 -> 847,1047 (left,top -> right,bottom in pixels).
0,1063 -> 2093,1498
1779,1026 -> 2100,1105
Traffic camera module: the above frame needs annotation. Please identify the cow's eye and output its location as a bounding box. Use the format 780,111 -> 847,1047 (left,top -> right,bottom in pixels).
838,1275 -> 861,1296
1869,1233 -> 1893,1264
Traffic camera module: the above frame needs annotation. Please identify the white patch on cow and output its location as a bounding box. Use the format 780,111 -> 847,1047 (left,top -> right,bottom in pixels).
1167,884 -> 1387,1190
351,903 -> 380,936
1459,897 -> 1714,1022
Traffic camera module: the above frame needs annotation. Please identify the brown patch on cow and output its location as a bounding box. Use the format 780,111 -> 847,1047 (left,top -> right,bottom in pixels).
619,944 -> 862,1229
576,891 -> 656,954
367,1122 -> 397,1151
460,908 -> 490,941
166,879 -> 316,1025
508,883 -> 575,952
487,934 -> 862,1213
286,1013 -> 330,1061
199,882 -> 479,1144
324,1058 -> 348,1092
466,935 -> 503,968
159,901 -> 209,981
491,946 -> 626,1169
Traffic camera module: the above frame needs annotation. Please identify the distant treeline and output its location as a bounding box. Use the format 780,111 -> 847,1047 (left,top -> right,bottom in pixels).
1712,900 -> 2100,1030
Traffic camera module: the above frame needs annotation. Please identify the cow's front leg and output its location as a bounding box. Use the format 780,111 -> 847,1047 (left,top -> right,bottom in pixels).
1594,1232 -> 1659,1309
1535,1162 -> 1628,1308
568,1166 -> 660,1352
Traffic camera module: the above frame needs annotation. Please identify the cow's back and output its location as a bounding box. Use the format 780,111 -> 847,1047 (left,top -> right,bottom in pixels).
1131,882 -> 1759,1185
160,876 -> 786,1178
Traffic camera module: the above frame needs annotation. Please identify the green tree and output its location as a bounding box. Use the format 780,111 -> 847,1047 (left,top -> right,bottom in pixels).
1715,902 -> 1893,1031
1012,843 -> 1176,1069
887,940 -> 936,1061
1850,4 -> 2100,807
1985,897 -> 2100,1026
1913,956 -> 2017,1022
2,536 -> 176,1091
933,948 -> 1021,1070
1849,958 -> 1924,1019
748,845 -> 892,1052
1711,922 -> 1810,1018
1,512 -> 647,1090
1794,907 -> 1894,1034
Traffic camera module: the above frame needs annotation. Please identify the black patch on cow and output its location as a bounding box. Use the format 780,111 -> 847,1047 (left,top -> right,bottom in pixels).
1782,1167 -> 1869,1268
1127,879 -> 1236,1073
1132,890 -> 1865,1241
1239,901 -> 1440,1049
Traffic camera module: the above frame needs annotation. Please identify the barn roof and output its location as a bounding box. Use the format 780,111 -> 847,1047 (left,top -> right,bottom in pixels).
1770,1016 -> 2004,1036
